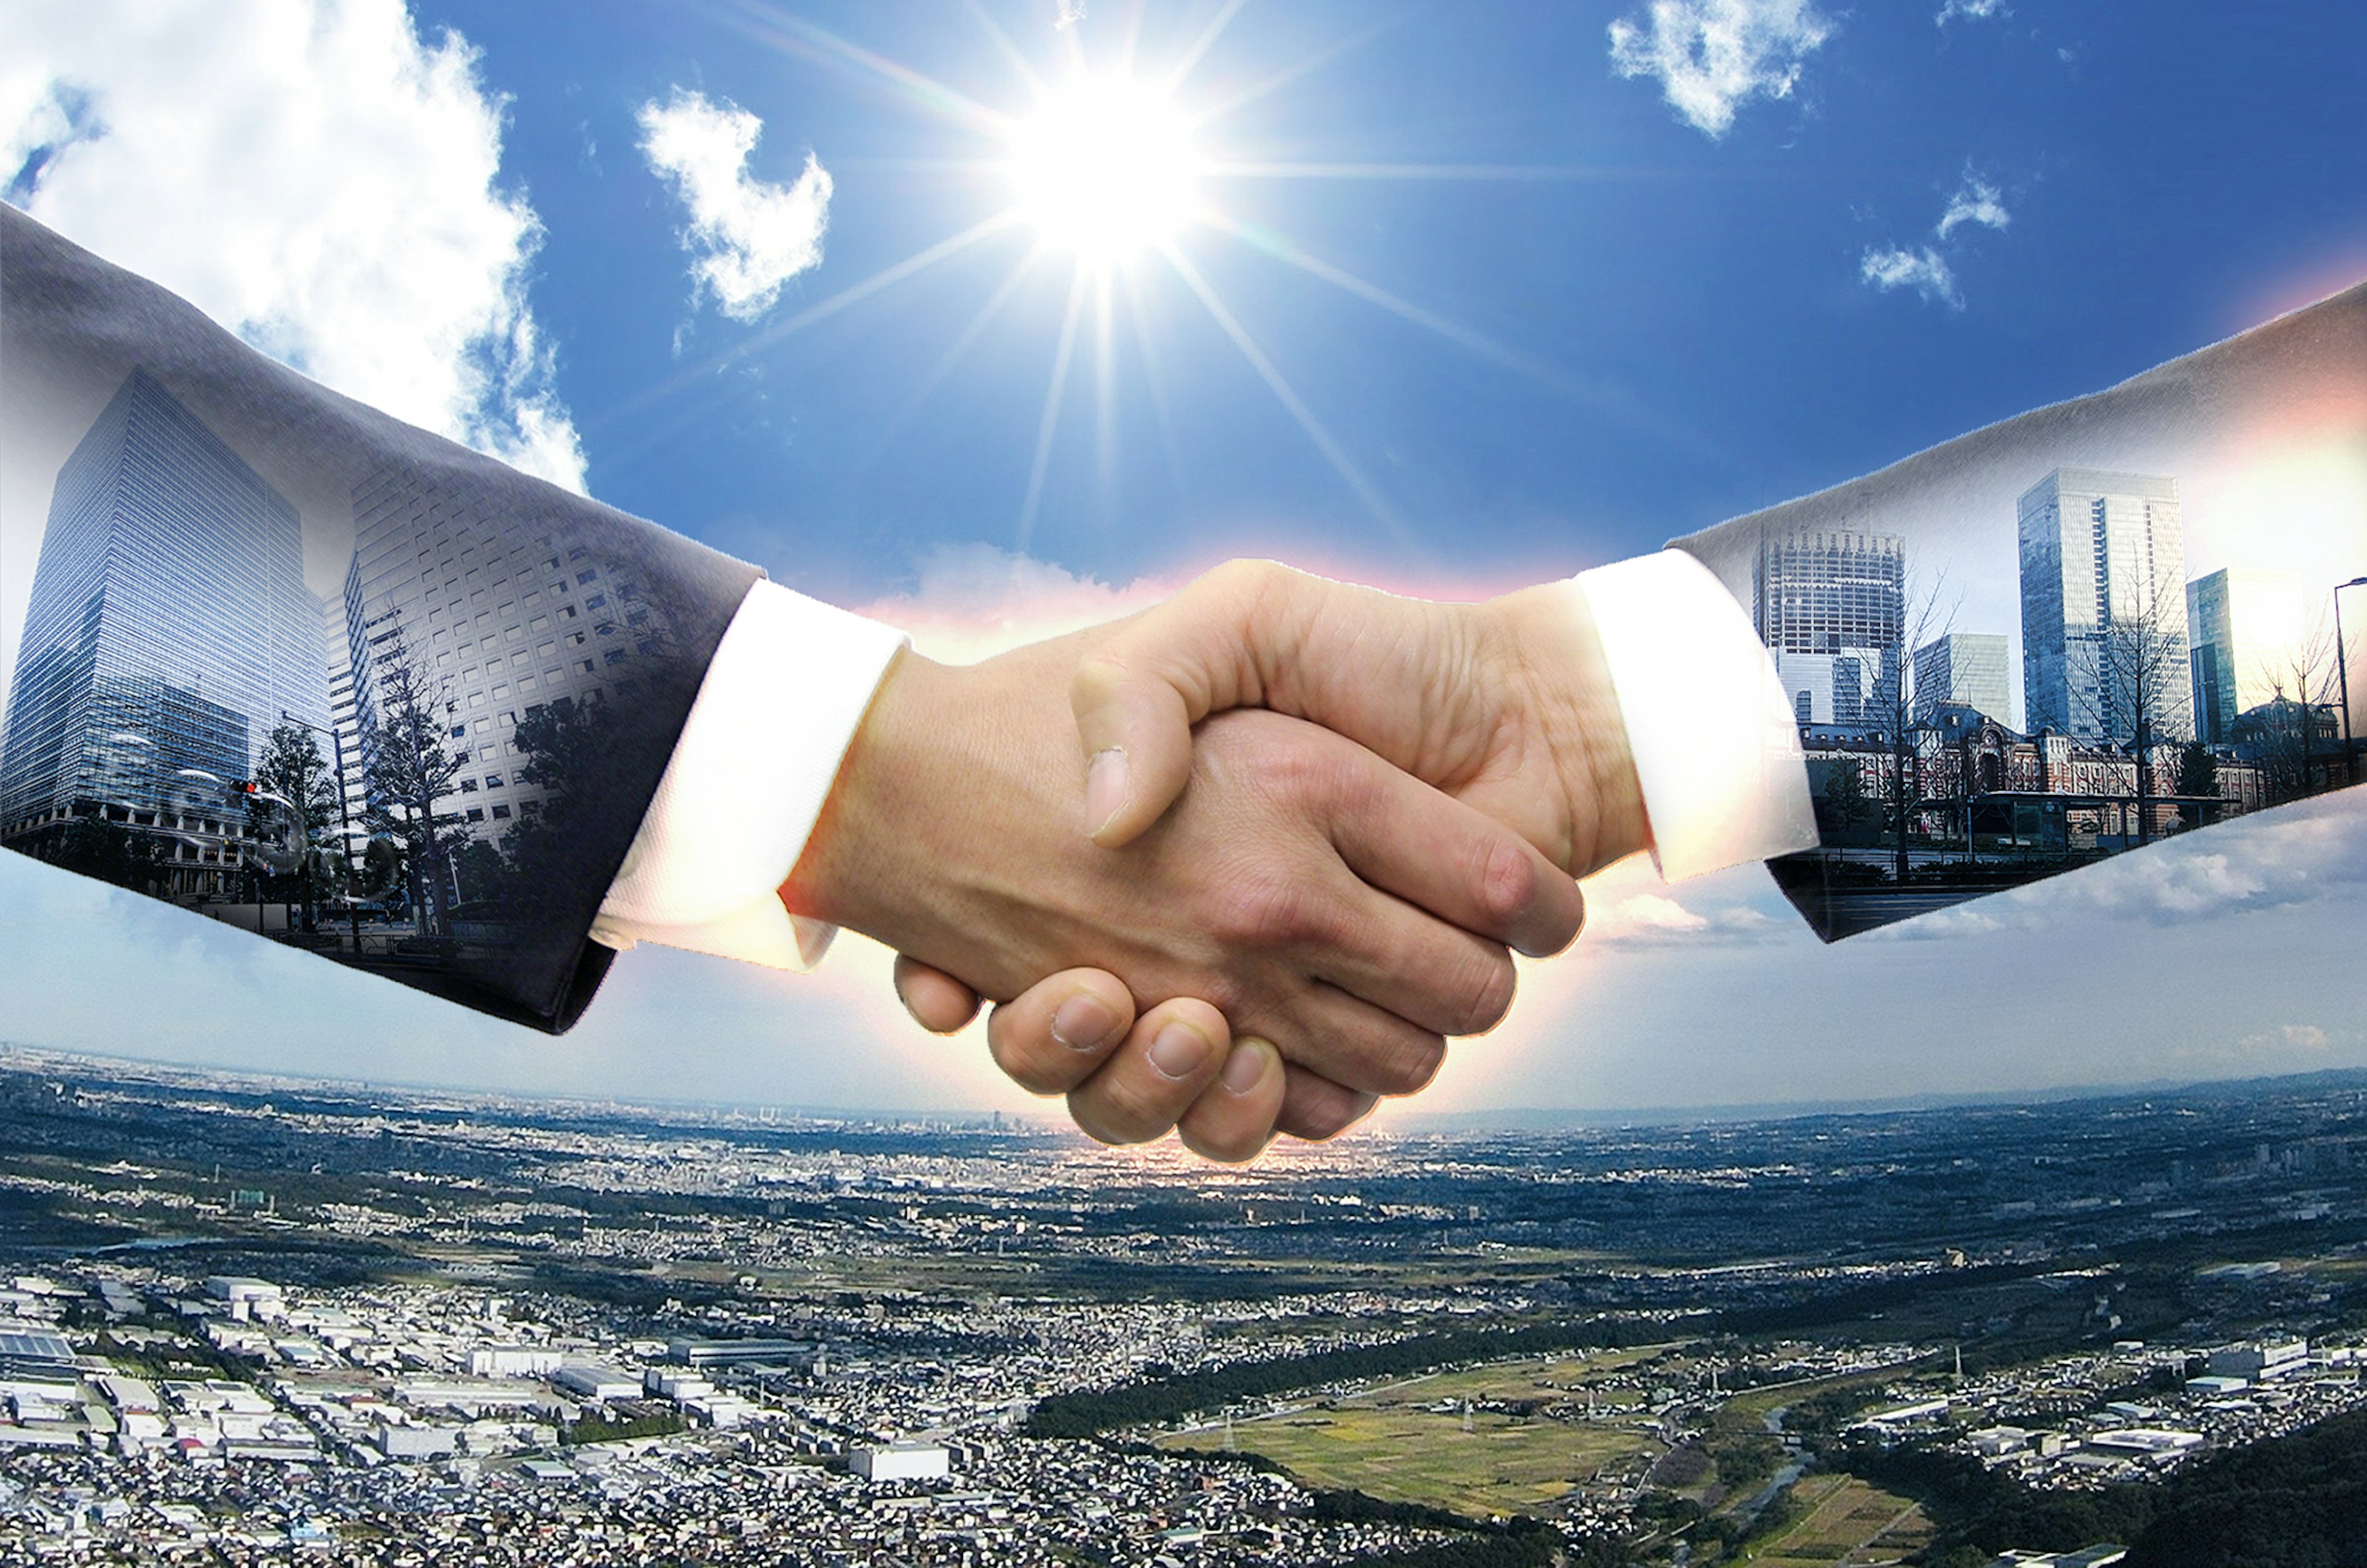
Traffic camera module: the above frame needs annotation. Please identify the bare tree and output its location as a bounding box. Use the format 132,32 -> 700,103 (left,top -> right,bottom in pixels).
1865,568 -> 1961,880
358,621 -> 467,937
2068,563 -> 2189,846
2259,601 -> 2344,804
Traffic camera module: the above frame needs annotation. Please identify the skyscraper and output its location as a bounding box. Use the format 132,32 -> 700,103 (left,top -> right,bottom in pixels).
0,369 -> 330,894
2186,567 -> 2305,745
343,461 -> 674,854
1911,633 -> 2013,726
2017,468 -> 2193,745
1755,528 -> 1905,726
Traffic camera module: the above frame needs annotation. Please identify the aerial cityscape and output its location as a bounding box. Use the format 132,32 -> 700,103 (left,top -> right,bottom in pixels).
5,1045 -> 2367,1565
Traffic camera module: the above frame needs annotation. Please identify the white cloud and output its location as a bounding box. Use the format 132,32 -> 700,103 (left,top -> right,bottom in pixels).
1861,169 -> 2011,308
637,89 -> 833,323
1936,173 -> 2011,239
852,543 -> 1174,666
1607,0 -> 1836,139
1,0 -> 585,491
1860,245 -> 1963,309
1936,0 -> 2005,23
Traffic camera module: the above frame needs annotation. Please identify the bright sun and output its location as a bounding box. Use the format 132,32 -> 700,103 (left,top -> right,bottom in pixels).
1008,73 -> 1200,263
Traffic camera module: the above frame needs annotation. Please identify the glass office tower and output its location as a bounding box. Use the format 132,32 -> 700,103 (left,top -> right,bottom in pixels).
0,369 -> 329,892
2017,468 -> 2193,744
1911,632 -> 2013,727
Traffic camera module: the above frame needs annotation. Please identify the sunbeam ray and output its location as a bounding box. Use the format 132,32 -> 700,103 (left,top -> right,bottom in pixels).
841,249 -> 1050,496
1093,269 -> 1119,501
1120,265 -> 1192,511
726,2 -> 1012,135
961,0 -> 1048,100
1117,0 -> 1151,75
591,210 -> 1020,435
1206,210 -> 1721,461
1159,241 -> 1407,545
1199,161 -> 1614,181
1184,12 -> 1405,134
1019,267 -> 1091,554
1163,0 -> 1251,94
1208,211 -> 1566,389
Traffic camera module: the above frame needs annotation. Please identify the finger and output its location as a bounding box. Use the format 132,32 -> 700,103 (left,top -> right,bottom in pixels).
893,955 -> 983,1034
1072,560 -> 1313,847
1248,981 -> 1450,1100
1067,1000 -> 1230,1146
1329,759 -> 1587,961
1286,857 -> 1520,1041
1177,1038 -> 1286,1163
983,969 -> 1136,1095
1273,1064 -> 1378,1143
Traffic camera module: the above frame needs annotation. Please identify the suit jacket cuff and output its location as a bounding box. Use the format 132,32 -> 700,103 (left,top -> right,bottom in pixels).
1574,549 -> 1818,881
591,578 -> 909,970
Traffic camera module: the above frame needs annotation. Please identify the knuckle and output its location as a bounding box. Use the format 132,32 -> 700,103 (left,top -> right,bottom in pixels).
1214,873 -> 1321,947
1071,1077 -> 1179,1148
989,1034 -> 1072,1097
1372,1032 -> 1448,1096
1474,835 -> 1542,931
1456,950 -> 1518,1035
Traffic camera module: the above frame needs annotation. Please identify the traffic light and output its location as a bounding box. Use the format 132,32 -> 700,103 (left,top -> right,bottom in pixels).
229,779 -> 261,802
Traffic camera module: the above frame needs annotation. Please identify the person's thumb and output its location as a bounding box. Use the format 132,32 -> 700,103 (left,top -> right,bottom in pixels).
1069,560 -> 1303,846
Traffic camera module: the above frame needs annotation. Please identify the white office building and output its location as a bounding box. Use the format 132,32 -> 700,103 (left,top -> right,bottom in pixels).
851,1440 -> 952,1482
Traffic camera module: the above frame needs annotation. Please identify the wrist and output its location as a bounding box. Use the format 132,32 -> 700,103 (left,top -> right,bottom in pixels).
1489,581 -> 1650,876
779,646 -> 947,939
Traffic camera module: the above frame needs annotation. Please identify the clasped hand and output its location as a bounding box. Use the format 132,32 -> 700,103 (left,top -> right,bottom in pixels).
779,561 -> 1651,1161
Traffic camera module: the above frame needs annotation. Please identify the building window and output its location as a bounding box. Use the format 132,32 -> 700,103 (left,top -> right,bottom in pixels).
576,658 -> 595,674
491,804 -> 512,820
449,724 -> 468,739
585,592 -> 607,610
460,778 -> 478,793
567,546 -> 588,561
466,807 -> 485,823
605,649 -> 628,666
576,569 -> 598,586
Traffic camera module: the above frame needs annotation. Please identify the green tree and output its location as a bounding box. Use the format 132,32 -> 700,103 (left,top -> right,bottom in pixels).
250,721 -> 340,931
358,622 -> 467,936
44,815 -> 171,897
2173,740 -> 2217,830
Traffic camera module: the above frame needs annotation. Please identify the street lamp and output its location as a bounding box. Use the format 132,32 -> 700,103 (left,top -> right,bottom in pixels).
2336,576 -> 2367,789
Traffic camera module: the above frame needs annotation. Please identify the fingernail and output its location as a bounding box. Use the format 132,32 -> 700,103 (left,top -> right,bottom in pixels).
1148,1023 -> 1213,1080
1220,1039 -> 1272,1095
1052,994 -> 1121,1053
1085,748 -> 1129,836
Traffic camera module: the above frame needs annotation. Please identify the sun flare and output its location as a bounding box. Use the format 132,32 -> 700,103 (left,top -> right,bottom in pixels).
1007,73 -> 1199,263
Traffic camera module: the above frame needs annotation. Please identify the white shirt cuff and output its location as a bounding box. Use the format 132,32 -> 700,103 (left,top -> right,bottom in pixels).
590,579 -> 909,970
1572,549 -> 1817,881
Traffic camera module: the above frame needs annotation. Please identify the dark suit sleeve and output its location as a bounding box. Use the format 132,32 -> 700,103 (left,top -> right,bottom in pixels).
0,205 -> 762,1031
1664,280 -> 2367,941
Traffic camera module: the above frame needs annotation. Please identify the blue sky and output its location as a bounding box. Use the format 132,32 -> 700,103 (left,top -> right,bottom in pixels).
401,0 -> 2367,603
4,0 -> 2366,1119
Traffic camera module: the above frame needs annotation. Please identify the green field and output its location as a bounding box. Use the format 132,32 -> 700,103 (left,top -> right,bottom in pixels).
1158,1351 -> 1672,1519
1738,1474 -> 1931,1567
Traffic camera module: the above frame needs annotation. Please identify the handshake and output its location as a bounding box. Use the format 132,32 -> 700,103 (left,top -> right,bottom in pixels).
779,558 -> 1658,1162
